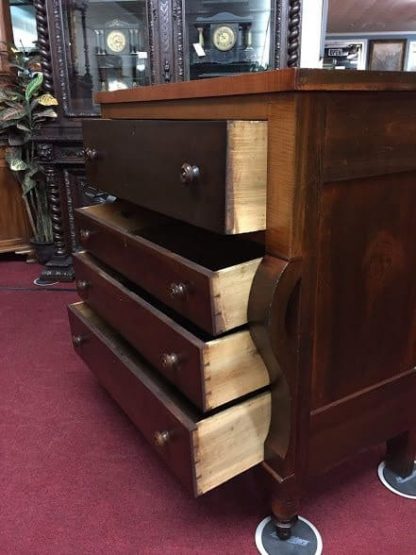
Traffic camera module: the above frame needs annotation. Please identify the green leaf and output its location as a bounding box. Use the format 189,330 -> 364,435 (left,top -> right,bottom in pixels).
22,172 -> 37,194
0,105 -> 26,121
16,121 -> 31,133
36,93 -> 58,106
5,146 -> 26,171
33,108 -> 58,119
0,120 -> 19,132
9,158 -> 28,171
0,89 -> 24,103
3,100 -> 20,108
24,72 -> 43,102
5,145 -> 21,160
8,131 -> 26,146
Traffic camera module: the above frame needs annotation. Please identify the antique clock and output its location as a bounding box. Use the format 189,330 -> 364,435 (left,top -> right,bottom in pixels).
186,0 -> 273,80
93,19 -> 149,91
212,25 -> 237,51
106,29 -> 128,53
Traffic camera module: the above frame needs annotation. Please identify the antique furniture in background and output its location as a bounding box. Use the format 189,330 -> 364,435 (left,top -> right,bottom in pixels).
28,0 -> 302,281
0,0 -> 31,254
69,69 -> 416,538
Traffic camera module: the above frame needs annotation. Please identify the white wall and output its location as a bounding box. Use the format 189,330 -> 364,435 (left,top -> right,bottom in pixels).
300,0 -> 327,68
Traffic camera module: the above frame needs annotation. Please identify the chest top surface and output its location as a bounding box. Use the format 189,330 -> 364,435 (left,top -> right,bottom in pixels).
95,68 -> 416,107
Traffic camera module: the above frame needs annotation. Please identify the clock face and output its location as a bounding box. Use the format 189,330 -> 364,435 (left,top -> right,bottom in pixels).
106,30 -> 127,53
212,25 -> 236,52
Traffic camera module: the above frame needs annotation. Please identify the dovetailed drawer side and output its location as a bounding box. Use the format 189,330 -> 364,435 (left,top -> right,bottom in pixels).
73,252 -> 269,412
76,201 -> 264,335
68,302 -> 271,496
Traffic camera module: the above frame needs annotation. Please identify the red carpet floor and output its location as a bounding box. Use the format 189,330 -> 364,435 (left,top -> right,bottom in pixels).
1,258 -> 415,554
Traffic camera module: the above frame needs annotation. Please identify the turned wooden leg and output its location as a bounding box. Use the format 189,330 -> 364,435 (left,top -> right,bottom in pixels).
270,475 -> 300,540
386,431 -> 416,478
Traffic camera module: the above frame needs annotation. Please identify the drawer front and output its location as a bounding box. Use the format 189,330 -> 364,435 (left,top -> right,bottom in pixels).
76,208 -> 214,333
76,203 -> 263,335
68,302 -> 271,496
74,252 -> 205,410
82,119 -> 267,235
68,302 -> 196,493
73,252 -> 269,411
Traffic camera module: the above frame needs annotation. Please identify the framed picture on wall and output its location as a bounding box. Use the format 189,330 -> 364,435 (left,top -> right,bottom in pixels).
368,39 -> 406,71
324,40 -> 367,70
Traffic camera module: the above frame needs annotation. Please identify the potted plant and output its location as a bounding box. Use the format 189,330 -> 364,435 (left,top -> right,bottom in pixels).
0,45 -> 58,263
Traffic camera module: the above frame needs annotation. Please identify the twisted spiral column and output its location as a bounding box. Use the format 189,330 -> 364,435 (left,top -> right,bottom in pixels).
34,1 -> 68,260
45,167 -> 65,256
33,0 -> 54,92
287,0 -> 301,68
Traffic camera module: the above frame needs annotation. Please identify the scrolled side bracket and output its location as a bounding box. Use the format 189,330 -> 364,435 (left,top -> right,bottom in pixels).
248,255 -> 302,465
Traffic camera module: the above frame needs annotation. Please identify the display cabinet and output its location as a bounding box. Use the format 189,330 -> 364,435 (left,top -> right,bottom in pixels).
30,0 -> 301,280
183,0 -> 278,79
58,0 -> 152,116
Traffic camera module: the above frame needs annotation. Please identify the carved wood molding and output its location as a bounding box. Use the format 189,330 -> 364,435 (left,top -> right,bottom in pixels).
45,166 -> 65,256
287,0 -> 302,68
33,0 -> 54,92
172,0 -> 184,81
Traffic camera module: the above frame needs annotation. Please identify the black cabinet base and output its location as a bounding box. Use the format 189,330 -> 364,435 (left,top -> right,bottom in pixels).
40,255 -> 75,282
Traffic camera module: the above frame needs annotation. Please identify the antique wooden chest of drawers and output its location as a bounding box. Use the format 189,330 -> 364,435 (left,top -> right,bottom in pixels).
69,69 -> 416,539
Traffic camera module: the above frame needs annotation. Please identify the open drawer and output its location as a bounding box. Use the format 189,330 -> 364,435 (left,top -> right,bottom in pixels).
82,119 -> 267,235
73,251 -> 269,412
76,201 -> 264,336
68,302 -> 271,496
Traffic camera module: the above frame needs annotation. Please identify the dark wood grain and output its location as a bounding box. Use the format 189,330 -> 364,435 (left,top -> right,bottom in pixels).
248,255 -> 302,535
0,16 -> 31,254
312,171 -> 416,409
0,153 -> 31,253
96,68 -> 416,105
386,431 -> 416,477
76,203 -> 263,335
73,252 -> 207,410
83,119 -> 228,234
323,93 -> 416,182
249,255 -> 301,464
308,369 -> 416,477
68,302 -> 197,493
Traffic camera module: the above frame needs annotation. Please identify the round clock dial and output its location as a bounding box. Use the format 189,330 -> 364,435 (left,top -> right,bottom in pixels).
212,25 -> 236,52
106,30 -> 127,53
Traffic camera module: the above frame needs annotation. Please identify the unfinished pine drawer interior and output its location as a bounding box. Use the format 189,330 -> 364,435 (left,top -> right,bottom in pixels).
73,251 -> 269,412
76,201 -> 264,335
68,302 -> 271,496
82,119 -> 267,234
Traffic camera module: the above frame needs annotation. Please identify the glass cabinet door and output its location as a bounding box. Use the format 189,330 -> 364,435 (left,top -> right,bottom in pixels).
183,0 -> 273,80
61,0 -> 151,115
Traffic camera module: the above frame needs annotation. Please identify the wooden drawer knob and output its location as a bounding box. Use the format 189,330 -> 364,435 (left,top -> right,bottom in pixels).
161,352 -> 179,369
153,430 -> 171,447
169,282 -> 187,299
72,334 -> 85,347
76,279 -> 90,291
84,147 -> 98,161
180,162 -> 200,184
79,229 -> 91,241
